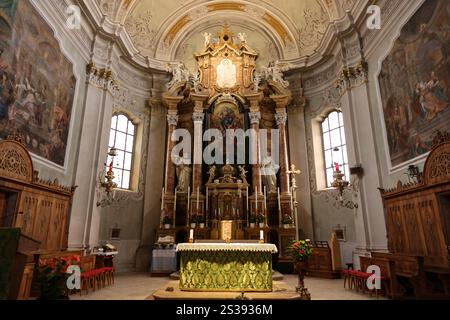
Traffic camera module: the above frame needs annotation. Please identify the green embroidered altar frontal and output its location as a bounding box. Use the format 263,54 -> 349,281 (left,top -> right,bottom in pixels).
177,243 -> 278,292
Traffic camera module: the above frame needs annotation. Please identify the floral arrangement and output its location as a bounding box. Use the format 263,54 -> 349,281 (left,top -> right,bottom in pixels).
162,215 -> 173,225
282,214 -> 293,225
195,215 -> 205,224
37,255 -> 80,300
288,240 -> 314,262
255,213 -> 265,223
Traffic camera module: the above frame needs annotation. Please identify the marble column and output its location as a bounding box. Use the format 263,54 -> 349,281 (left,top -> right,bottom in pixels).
249,111 -> 262,194
275,111 -> 289,194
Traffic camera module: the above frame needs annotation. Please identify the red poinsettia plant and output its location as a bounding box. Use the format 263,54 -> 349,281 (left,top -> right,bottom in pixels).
288,239 -> 314,262
37,255 -> 81,300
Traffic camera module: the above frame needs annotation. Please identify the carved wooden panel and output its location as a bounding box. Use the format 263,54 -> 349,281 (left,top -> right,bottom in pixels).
417,196 -> 448,268
424,143 -> 450,186
0,141 -> 33,183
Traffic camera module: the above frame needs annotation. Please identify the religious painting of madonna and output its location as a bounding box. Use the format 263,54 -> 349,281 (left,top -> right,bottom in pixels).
0,0 -> 75,166
378,0 -> 450,168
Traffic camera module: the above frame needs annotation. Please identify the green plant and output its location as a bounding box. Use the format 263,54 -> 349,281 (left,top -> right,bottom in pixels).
288,240 -> 314,262
255,214 -> 264,223
162,215 -> 173,225
196,215 -> 205,223
282,214 -> 293,225
37,255 -> 80,300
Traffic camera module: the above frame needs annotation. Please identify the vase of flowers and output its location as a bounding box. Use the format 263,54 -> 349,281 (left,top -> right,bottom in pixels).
256,214 -> 265,228
282,214 -> 293,228
288,239 -> 313,300
249,216 -> 256,228
162,215 -> 173,229
197,215 -> 205,228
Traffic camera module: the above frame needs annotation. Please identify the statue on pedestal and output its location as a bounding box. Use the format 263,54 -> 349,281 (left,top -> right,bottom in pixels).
174,155 -> 191,193
261,157 -> 278,193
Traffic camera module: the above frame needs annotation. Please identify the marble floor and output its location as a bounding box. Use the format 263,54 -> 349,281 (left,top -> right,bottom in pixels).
70,273 -> 387,300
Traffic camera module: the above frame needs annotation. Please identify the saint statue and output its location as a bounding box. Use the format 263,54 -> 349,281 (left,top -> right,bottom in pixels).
175,156 -> 191,192
261,157 -> 278,193
238,165 -> 248,184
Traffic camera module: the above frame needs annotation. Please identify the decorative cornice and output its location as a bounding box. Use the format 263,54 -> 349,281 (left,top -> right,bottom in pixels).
86,62 -> 120,94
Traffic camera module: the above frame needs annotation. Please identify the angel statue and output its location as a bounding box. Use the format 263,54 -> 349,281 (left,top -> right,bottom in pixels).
237,32 -> 247,43
253,71 -> 262,93
174,155 -> 192,193
202,32 -> 212,48
261,156 -> 278,193
262,60 -> 291,88
166,62 -> 191,89
238,166 -> 248,184
207,165 -> 216,184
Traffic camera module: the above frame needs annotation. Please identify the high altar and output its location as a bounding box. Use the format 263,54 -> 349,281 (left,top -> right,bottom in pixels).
159,26 -> 301,262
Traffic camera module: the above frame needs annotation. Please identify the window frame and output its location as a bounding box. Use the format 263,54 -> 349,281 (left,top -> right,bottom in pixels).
107,113 -> 138,191
320,110 -> 349,188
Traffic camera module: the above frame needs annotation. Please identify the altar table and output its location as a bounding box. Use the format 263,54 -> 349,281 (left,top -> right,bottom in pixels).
176,243 -> 278,292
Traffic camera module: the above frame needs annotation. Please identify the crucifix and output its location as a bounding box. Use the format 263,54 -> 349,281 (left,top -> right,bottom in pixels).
287,165 -> 301,191
287,164 -> 301,240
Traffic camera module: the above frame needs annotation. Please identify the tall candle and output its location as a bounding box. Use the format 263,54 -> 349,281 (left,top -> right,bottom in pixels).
264,187 -> 267,210
277,188 -> 281,212
187,186 -> 190,212
246,186 -> 249,211
260,230 -> 264,241
196,187 -> 200,211
161,187 -> 165,211
173,191 -> 177,215
189,229 -> 194,240
255,187 -> 258,214
206,187 -> 209,211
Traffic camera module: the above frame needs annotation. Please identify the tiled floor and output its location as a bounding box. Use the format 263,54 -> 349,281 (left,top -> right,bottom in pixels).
70,273 -> 387,300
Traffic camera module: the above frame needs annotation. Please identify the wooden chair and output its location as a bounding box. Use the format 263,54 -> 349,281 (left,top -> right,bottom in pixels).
80,255 -> 96,295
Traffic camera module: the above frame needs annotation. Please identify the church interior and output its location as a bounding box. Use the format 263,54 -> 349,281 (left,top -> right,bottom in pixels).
1,0 -> 450,302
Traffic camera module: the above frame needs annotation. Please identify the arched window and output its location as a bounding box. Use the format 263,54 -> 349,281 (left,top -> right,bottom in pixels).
321,111 -> 349,188
107,114 -> 136,190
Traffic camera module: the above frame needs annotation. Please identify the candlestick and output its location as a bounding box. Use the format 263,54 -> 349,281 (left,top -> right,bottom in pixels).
196,187 -> 200,211
161,187 -> 165,211
277,187 -> 281,212
206,187 -> 209,211
255,187 -> 258,214
187,186 -> 190,212
246,186 -> 249,211
173,191 -> 177,215
264,186 -> 267,210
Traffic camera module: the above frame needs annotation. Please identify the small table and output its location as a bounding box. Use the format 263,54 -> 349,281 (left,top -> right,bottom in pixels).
93,251 -> 118,269
177,243 -> 278,292
151,247 -> 177,276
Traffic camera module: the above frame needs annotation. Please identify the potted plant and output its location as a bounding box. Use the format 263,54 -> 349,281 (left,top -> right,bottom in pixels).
249,216 -> 256,228
256,214 -> 265,228
288,239 -> 314,299
37,255 -> 80,300
162,215 -> 173,229
197,215 -> 205,228
190,215 -> 197,228
282,214 -> 293,228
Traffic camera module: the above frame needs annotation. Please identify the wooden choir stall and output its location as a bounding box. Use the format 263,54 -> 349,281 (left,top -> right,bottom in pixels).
374,131 -> 450,299
0,136 -> 76,300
